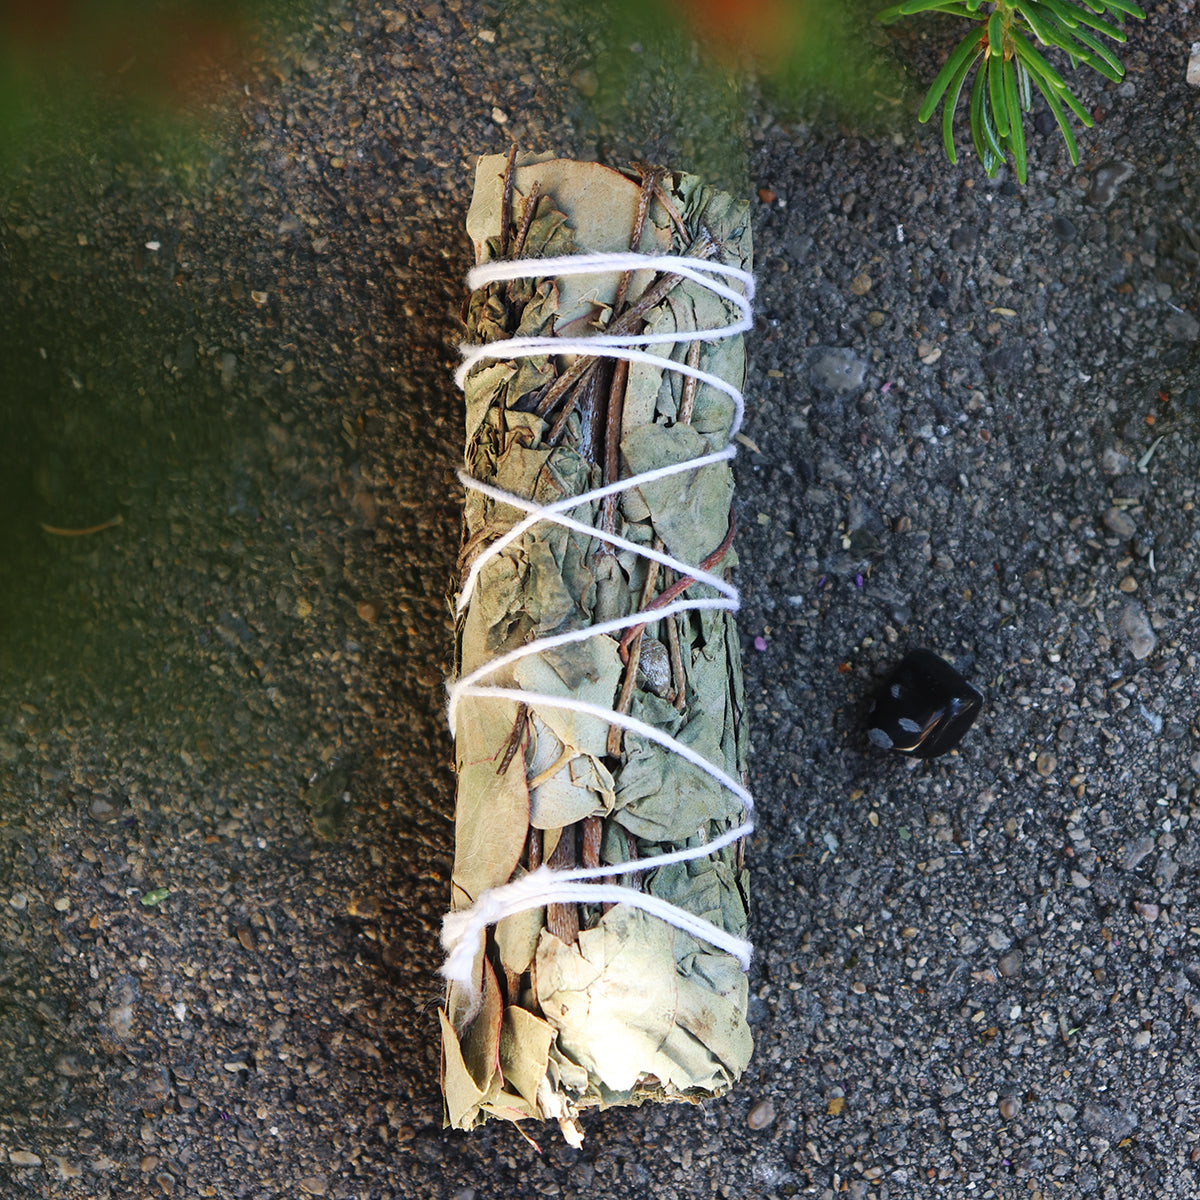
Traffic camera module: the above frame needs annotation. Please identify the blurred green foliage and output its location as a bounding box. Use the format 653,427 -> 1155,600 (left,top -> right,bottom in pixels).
0,0 -> 310,173
532,0 -> 902,193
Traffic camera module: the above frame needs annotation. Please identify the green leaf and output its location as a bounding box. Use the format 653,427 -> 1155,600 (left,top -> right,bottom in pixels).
1035,0 -> 1082,27
988,46 -> 1010,138
1017,60 -> 1033,110
969,56 -> 990,165
140,887 -> 171,907
1037,79 -> 1081,163
977,69 -> 1007,159
1067,5 -> 1128,40
1102,0 -> 1146,17
987,9 -> 1005,55
1003,58 -> 1027,183
918,28 -> 989,123
1010,28 -> 1068,91
877,0 -> 973,18
1070,23 -> 1127,75
1059,85 -> 1095,125
942,50 -> 983,163
1016,2 -> 1092,55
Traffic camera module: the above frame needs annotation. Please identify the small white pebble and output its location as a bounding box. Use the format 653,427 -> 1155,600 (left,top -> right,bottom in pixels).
145,240 -> 161,251
54,897 -> 71,912
9,892 -> 27,910
747,1098 -> 776,1130
491,107 -> 508,125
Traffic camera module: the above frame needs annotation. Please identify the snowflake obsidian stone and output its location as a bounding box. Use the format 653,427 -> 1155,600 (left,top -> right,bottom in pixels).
866,648 -> 983,759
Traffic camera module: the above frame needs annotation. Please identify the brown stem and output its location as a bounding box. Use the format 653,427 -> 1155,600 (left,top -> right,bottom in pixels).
537,234 -> 718,443
582,816 -> 602,869
499,143 -> 518,259
544,826 -> 580,944
606,539 -> 663,758
495,702 -> 529,775
677,338 -> 702,426
665,585 -> 687,711
511,180 -> 541,260
618,513 -> 737,663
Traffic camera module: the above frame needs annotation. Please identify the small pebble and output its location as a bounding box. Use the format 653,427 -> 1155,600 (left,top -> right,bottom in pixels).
1035,752 -> 1056,777
753,636 -> 767,652
1166,310 -> 1200,342
809,347 -> 867,395
1101,448 -> 1130,475
347,894 -> 382,919
356,600 -> 379,622
747,1098 -> 776,1130
1123,836 -> 1156,870
1119,600 -> 1156,659
849,272 -> 871,296
90,795 -> 121,822
10,1151 -> 42,1167
1104,507 -> 1136,538
299,1175 -> 330,1196
999,1095 -> 1021,1120
1088,161 -> 1133,207
52,1156 -> 82,1180
1052,215 -> 1077,242
1134,901 -> 1159,922
9,892 -> 27,910
998,951 -> 1023,978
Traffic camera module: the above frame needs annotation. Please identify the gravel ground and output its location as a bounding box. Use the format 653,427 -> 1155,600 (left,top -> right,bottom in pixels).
2,1 -> 1199,1197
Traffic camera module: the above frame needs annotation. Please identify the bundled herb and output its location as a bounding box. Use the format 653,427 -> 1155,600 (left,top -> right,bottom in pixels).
441,152 -> 754,1143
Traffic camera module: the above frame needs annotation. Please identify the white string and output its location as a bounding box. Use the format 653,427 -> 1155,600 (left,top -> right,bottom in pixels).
443,248 -> 754,992
455,447 -> 737,616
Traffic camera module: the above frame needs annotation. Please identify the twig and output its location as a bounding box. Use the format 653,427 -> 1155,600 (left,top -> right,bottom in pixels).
665,588 -> 687,711
39,515 -> 123,537
663,340 -> 703,708
544,826 -> 580,945
511,180 -> 542,261
677,339 -> 702,425
598,167 -> 665,539
538,234 -> 719,445
607,540 -> 664,757
499,143 -> 518,259
495,702 -> 528,775
618,514 -> 737,662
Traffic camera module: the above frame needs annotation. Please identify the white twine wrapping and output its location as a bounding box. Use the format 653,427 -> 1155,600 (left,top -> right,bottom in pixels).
443,248 -> 755,994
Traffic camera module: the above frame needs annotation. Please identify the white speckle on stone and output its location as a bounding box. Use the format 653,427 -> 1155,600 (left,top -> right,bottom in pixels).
1187,42 -> 1200,87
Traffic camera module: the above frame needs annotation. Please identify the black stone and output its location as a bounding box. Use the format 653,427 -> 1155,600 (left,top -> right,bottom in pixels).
1052,216 -> 1077,243
866,648 -> 983,758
